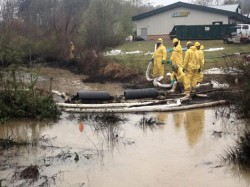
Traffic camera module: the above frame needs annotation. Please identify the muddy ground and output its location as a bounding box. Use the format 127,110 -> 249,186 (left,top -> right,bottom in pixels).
36,63 -> 238,90
33,63 -> 240,105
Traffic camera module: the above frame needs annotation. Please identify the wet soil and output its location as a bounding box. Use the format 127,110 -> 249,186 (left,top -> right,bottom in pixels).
35,65 -> 240,100
36,66 -> 125,97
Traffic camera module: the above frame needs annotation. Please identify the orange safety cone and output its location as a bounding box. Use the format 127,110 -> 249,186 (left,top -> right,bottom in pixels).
79,122 -> 84,132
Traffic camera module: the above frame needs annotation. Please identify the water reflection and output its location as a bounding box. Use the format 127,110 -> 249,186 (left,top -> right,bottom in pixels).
79,113 -> 128,152
0,120 -> 52,144
229,165 -> 250,186
156,112 -> 168,123
173,112 -> 184,129
79,121 -> 84,133
137,113 -> 167,132
0,108 -> 249,187
184,109 -> 205,147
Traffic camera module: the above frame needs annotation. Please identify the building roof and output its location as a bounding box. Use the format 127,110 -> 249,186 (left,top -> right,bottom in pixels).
132,1 -> 250,23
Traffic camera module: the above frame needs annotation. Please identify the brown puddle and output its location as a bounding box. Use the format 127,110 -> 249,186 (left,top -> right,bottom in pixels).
0,108 -> 249,187
36,67 -> 124,96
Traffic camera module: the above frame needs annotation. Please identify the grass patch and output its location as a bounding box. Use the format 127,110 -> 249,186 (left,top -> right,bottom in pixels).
0,66 -> 60,122
221,130 -> 250,171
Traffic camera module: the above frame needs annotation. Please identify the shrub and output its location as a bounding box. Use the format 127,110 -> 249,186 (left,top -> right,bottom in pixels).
221,130 -> 250,171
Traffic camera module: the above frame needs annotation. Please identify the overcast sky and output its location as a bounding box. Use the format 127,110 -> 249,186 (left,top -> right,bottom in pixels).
152,0 -> 191,6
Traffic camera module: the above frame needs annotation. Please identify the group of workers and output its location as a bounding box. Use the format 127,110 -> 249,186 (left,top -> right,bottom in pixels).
151,37 -> 204,97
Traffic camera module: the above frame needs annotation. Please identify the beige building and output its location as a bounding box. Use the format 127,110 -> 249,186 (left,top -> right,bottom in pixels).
132,2 -> 250,40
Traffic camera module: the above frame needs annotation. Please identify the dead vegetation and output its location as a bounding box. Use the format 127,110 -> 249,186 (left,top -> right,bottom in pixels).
222,53 -> 250,118
221,130 -> 250,171
19,165 -> 39,180
100,62 -> 143,81
0,138 -> 34,148
48,50 -> 147,85
137,115 -> 165,131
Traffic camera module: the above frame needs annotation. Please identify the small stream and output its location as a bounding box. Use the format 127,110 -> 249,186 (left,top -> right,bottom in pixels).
0,108 -> 249,187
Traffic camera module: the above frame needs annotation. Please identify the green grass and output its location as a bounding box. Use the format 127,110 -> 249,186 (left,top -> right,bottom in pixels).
106,40 -> 250,74
221,130 -> 250,171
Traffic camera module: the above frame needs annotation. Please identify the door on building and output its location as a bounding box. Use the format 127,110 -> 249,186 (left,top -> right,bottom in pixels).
141,28 -> 147,40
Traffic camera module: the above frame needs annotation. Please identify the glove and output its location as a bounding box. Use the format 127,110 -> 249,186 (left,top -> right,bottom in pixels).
167,60 -> 172,65
162,60 -> 166,64
170,79 -> 176,86
167,48 -> 173,52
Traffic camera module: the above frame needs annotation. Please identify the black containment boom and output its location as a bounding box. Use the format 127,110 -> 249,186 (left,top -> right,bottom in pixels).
124,88 -> 158,100
77,91 -> 112,100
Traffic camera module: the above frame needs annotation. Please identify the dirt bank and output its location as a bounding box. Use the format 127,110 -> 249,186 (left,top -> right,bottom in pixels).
32,63 -> 241,103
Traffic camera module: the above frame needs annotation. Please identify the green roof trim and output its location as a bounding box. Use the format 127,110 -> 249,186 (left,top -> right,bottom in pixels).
132,1 -> 250,23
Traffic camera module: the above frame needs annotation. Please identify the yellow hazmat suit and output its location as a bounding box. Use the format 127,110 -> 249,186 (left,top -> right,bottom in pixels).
183,45 -> 200,93
69,42 -> 75,60
170,66 -> 189,94
195,42 -> 205,83
170,38 -> 183,67
152,38 -> 167,78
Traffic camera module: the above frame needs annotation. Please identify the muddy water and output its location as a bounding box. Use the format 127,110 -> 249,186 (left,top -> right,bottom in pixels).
0,108 -> 249,187
1,67 -> 249,186
37,67 -> 124,96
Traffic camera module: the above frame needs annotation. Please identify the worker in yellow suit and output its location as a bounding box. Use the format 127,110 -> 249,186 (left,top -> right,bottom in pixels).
183,41 -> 200,95
169,64 -> 189,95
194,42 -> 205,86
170,38 -> 183,67
69,41 -> 75,60
151,38 -> 167,81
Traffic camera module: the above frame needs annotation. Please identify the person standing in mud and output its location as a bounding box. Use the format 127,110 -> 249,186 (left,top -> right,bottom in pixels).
169,64 -> 189,94
150,38 -> 167,82
183,41 -> 200,96
194,42 -> 205,87
69,41 -> 75,61
169,38 -> 183,67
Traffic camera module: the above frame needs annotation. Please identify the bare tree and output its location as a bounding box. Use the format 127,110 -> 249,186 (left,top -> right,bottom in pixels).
126,0 -> 150,7
84,0 -> 125,51
223,0 -> 240,5
0,0 -> 21,32
240,0 -> 250,14
191,0 -> 223,6
0,0 -> 156,60
17,0 -> 90,58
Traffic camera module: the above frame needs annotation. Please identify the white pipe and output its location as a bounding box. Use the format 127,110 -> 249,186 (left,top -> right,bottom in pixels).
146,62 -> 172,88
146,61 -> 154,81
155,80 -> 172,88
56,99 -> 175,109
62,100 -> 226,113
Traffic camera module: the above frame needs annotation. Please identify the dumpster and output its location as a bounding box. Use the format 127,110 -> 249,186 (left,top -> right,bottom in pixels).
169,24 -> 236,40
